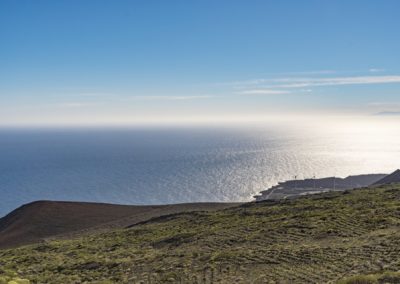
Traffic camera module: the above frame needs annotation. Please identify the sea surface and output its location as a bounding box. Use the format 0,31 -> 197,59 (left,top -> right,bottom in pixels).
1,118 -> 400,217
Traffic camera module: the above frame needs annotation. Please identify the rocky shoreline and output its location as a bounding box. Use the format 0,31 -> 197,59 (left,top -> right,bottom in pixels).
254,173 -> 389,201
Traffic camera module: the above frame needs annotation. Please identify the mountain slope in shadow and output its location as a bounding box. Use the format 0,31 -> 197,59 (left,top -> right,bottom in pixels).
374,169 -> 400,185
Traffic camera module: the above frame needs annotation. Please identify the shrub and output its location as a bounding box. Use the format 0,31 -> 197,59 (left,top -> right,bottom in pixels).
339,275 -> 378,284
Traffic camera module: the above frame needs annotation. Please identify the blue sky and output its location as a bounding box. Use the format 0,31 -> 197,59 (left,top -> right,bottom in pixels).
1,0 -> 400,125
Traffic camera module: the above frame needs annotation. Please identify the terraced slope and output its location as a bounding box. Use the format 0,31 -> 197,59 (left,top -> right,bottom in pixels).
0,201 -> 237,249
1,184 -> 400,283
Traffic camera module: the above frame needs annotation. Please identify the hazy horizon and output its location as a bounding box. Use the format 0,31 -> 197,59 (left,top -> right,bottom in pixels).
1,118 -> 399,217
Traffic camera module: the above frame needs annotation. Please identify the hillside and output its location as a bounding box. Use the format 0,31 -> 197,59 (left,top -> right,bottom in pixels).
0,201 -> 237,249
374,169 -> 400,185
1,184 -> 400,283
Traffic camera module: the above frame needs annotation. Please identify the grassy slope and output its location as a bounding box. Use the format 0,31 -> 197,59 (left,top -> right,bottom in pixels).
0,201 -> 237,249
1,185 -> 400,283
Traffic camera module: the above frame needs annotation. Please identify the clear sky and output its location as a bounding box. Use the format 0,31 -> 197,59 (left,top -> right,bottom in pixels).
1,0 -> 400,126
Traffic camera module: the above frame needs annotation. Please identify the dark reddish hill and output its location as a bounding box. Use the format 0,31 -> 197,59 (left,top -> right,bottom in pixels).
0,200 -> 237,249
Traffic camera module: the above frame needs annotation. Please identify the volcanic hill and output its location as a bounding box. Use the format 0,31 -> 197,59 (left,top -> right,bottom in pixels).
0,201 -> 237,249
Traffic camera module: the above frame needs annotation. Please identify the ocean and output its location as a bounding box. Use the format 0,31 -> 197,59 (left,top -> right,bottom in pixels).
1,118 -> 400,217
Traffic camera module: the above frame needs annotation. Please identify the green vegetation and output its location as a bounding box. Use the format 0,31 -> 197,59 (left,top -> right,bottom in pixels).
0,270 -> 30,284
1,184 -> 400,283
338,271 -> 400,284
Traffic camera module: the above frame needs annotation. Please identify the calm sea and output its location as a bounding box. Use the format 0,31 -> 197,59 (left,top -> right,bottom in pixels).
1,119 -> 400,216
